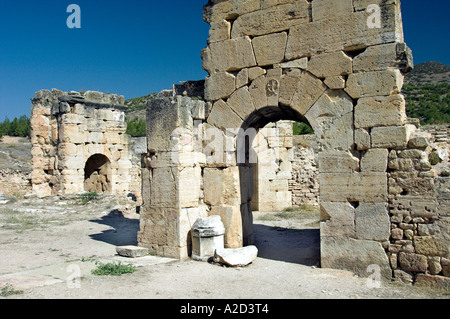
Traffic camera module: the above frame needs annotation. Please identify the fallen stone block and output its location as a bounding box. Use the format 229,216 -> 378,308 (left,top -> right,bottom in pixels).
116,246 -> 150,258
213,245 -> 258,267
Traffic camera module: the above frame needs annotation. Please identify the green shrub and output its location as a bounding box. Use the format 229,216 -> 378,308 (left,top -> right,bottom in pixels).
80,192 -> 99,205
440,171 -> 450,177
428,152 -> 441,166
91,262 -> 136,276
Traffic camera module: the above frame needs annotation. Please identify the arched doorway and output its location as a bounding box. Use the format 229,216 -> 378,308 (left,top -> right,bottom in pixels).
237,106 -> 317,246
84,154 -> 111,193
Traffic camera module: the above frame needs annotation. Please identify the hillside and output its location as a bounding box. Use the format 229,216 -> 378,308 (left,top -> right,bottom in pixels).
405,61 -> 450,86
403,62 -> 450,124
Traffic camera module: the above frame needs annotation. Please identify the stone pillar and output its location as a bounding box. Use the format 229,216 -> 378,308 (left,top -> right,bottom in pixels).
138,93 -> 208,259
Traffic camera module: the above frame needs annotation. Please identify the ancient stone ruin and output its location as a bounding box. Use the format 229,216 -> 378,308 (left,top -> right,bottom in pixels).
30,0 -> 449,286
30,90 -> 144,199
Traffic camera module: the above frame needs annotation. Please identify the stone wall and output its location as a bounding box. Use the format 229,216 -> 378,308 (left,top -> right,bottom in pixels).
290,135 -> 319,207
30,89 -> 136,197
137,0 -> 449,287
387,129 -> 450,286
252,121 -> 294,212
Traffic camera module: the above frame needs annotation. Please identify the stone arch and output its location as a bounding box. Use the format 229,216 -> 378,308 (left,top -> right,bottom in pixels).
84,153 -> 111,194
139,0 -> 450,285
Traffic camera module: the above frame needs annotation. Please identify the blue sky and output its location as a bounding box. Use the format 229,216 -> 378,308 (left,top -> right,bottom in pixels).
0,0 -> 449,120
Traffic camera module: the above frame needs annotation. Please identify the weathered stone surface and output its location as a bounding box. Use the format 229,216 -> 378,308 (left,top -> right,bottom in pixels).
398,252 -> 428,273
319,151 -> 359,173
286,5 -> 403,60
191,216 -> 225,261
371,125 -> 416,149
203,167 -> 240,206
443,258 -> 450,277
207,19 -> 231,44
320,172 -> 388,203
209,206 -> 243,249
290,72 -> 327,115
281,57 -> 308,69
205,72 -> 236,101
306,91 -> 354,151
231,2 -> 310,38
207,36 -> 257,73
312,0 -> 353,22
360,148 -> 389,172
415,274 -> 450,290
324,76 -> 346,90
116,246 -> 149,258
213,245 -> 258,267
252,32 -> 287,66
320,202 -> 355,238
321,237 -> 392,280
308,51 -> 352,78
354,95 -> 407,129
353,43 -> 403,72
207,99 -> 243,131
354,128 -> 371,151
414,236 -> 449,257
355,203 -> 390,241
345,69 -> 403,99
226,86 -> 256,120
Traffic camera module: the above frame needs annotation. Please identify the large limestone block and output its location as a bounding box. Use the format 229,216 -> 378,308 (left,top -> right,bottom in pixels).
203,0 -> 262,24
147,97 -> 193,153
312,0 -> 353,21
345,69 -> 403,99
249,75 -> 268,110
207,99 -> 243,132
178,166 -> 201,209
290,72 -> 327,115
320,172 -> 388,203
305,90 -> 354,151
354,94 -> 406,128
252,32 -> 287,66
355,203 -> 390,241
319,151 -> 360,173
371,125 -> 416,149
320,202 -> 356,238
116,246 -> 149,258
213,245 -> 258,267
321,237 -> 392,280
150,167 -> 179,208
207,20 -> 231,44
308,51 -> 353,78
353,43 -> 401,72
353,0 -> 399,12
205,71 -> 236,101
231,2 -> 310,38
209,205 -> 243,249
227,86 -> 256,120
207,37 -> 257,73
360,148 -> 389,172
203,167 -> 241,206
286,5 -> 403,60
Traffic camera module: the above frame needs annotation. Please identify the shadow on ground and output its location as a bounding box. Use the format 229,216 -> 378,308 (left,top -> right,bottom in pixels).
89,210 -> 140,247
253,224 -> 320,266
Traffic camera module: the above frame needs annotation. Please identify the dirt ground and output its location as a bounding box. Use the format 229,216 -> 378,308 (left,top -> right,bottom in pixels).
0,194 -> 448,301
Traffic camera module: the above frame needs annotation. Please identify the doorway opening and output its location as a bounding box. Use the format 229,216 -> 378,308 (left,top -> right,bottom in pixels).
239,107 -> 321,266
84,154 -> 112,194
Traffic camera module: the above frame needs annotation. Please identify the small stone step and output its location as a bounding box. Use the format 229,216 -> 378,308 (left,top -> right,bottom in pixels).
116,246 -> 149,258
